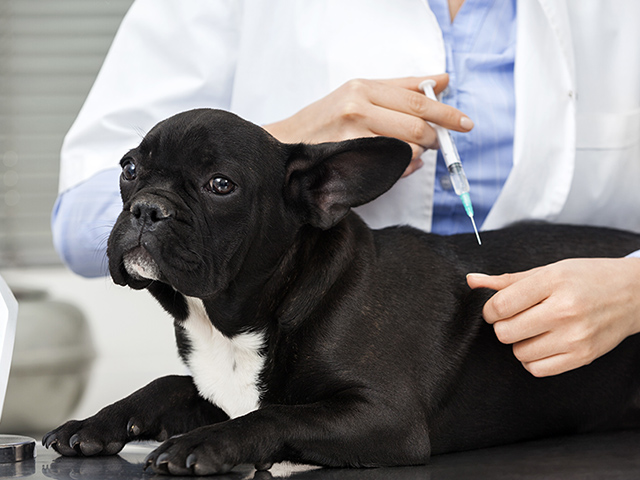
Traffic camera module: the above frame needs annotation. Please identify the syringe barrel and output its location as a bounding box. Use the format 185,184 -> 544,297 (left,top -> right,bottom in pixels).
447,162 -> 470,196
420,80 -> 472,198
436,127 -> 461,167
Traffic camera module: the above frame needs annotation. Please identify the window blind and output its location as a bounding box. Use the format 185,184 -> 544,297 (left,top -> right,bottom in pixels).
0,0 -> 134,267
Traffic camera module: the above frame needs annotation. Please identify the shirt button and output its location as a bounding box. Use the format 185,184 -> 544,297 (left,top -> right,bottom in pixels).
439,175 -> 453,190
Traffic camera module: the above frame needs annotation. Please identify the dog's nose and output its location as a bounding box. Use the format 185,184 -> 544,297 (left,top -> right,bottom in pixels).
130,198 -> 174,225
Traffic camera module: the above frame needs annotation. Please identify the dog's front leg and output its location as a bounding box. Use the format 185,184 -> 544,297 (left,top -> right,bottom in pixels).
145,393 -> 430,475
43,375 -> 228,456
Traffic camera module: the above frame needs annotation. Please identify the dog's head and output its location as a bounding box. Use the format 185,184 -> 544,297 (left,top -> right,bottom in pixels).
107,108 -> 412,298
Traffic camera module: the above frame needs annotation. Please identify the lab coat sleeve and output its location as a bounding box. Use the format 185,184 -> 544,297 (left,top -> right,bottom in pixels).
53,0 -> 243,276
52,168 -> 122,277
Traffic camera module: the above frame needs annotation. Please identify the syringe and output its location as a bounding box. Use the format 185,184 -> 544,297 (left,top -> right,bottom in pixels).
419,79 -> 482,246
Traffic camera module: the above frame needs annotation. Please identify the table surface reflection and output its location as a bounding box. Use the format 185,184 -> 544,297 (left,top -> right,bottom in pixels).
1,429 -> 638,480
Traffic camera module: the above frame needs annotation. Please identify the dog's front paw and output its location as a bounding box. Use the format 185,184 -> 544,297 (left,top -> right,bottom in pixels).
42,419 -> 128,457
43,402 -> 182,457
144,426 -> 273,476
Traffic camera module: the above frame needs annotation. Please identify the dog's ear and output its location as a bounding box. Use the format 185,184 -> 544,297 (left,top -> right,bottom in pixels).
284,137 -> 412,229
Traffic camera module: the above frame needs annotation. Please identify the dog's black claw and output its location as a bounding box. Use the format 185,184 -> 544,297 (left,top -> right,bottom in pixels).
255,462 -> 273,471
69,434 -> 80,449
185,453 -> 197,469
143,454 -> 154,471
127,418 -> 141,437
151,452 -> 172,475
42,432 -> 56,449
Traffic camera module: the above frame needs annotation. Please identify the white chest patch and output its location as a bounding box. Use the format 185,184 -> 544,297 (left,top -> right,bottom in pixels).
181,297 -> 265,419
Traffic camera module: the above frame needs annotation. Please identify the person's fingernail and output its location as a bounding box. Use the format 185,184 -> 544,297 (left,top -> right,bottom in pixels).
467,273 -> 489,279
460,116 -> 474,130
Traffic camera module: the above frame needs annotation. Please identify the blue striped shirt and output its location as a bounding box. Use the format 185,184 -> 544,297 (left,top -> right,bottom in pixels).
428,0 -> 517,235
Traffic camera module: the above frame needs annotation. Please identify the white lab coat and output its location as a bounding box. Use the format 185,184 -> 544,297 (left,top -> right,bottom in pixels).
59,0 -> 640,233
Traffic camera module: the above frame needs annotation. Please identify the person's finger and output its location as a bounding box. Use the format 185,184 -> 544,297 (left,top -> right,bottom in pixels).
376,86 -> 472,132
359,78 -> 473,133
521,352 -> 587,378
467,270 -> 551,324
466,269 -> 541,291
362,103 -> 439,150
379,74 -> 450,95
401,151 -> 424,177
491,301 -> 559,344
511,330 -> 567,363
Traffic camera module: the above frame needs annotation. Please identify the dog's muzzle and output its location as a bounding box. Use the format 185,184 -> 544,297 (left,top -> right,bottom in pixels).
123,246 -> 162,281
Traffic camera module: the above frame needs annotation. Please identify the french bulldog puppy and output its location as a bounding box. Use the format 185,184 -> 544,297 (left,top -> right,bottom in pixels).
44,109 -> 640,476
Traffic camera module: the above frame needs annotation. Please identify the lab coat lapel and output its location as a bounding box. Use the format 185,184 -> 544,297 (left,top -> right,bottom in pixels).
482,0 -> 577,230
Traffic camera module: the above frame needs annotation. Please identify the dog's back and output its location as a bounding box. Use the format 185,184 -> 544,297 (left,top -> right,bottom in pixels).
371,222 -> 640,454
449,222 -> 640,273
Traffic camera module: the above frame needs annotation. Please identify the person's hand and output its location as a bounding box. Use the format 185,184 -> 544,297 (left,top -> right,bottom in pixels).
264,74 -> 474,177
467,258 -> 640,377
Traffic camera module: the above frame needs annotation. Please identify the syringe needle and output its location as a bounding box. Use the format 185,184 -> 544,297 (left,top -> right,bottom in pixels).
459,192 -> 482,245
470,216 -> 482,246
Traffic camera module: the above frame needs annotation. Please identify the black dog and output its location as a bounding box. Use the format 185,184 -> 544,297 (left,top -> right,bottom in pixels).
43,109 -> 640,475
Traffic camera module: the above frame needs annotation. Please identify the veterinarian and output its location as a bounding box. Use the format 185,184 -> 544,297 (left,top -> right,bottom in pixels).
52,0 -> 640,377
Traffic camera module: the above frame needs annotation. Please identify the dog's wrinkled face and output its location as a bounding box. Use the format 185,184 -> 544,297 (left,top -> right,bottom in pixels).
107,108 -> 412,299
107,109 -> 294,297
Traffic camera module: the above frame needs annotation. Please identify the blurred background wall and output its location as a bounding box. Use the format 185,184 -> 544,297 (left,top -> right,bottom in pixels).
0,0 -> 184,435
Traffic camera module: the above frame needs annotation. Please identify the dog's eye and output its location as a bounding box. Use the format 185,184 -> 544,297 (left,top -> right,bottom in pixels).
122,160 -> 137,181
208,176 -> 235,195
